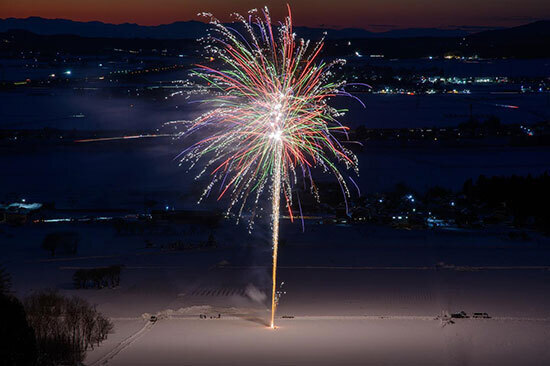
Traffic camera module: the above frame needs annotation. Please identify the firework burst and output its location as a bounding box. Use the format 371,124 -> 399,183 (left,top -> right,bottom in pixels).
178,5 -> 361,328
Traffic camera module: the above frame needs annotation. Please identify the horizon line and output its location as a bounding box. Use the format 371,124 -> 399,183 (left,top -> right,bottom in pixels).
0,15 -> 533,33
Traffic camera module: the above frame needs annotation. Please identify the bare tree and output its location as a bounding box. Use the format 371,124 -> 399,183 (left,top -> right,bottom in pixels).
24,290 -> 113,365
42,232 -> 79,257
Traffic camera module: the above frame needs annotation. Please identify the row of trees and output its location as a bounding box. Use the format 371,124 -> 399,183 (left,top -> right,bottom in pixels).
463,172 -> 550,231
163,233 -> 218,251
73,265 -> 122,289
41,232 -> 79,257
24,290 -> 113,365
1,267 -> 113,365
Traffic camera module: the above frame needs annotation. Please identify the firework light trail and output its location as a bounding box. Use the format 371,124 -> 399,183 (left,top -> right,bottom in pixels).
178,5 -> 362,328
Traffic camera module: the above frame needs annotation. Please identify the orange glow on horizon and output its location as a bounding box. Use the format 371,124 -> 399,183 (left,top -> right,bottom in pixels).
1,0 -> 548,31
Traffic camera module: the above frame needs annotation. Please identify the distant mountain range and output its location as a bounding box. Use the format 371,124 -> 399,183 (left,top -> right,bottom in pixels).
1,18 -> 549,58
467,20 -> 550,40
0,16 -> 474,39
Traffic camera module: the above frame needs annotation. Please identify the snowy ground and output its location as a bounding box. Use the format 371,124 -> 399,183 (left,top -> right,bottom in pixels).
92,318 -> 550,366
2,220 -> 550,365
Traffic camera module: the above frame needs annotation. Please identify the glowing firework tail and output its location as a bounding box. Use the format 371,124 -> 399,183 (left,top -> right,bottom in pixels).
178,5 -> 361,328
270,143 -> 282,328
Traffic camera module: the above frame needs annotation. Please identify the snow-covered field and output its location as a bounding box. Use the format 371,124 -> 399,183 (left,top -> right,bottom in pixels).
2,220 -> 550,365
91,318 -> 550,366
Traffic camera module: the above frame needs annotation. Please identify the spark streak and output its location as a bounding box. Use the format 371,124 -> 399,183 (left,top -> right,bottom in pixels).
271,143 -> 282,329
74,134 -> 172,143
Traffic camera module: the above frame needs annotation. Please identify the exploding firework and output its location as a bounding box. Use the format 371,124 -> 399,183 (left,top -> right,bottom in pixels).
178,5 -> 361,328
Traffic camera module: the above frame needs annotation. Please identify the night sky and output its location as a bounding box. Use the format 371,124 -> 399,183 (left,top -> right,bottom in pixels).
1,0 -> 549,31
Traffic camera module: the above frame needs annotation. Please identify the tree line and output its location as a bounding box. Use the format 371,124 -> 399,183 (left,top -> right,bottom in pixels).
24,290 -> 113,365
73,265 -> 122,289
41,232 -> 78,257
1,267 -> 113,365
463,172 -> 550,232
